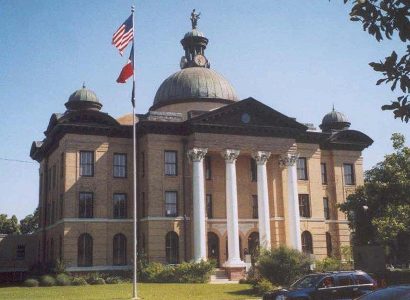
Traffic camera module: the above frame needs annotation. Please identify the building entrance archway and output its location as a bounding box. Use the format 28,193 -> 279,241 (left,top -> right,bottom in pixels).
207,232 -> 220,267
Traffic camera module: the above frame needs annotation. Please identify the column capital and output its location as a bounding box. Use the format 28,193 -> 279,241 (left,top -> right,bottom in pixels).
187,147 -> 208,162
279,153 -> 299,167
252,151 -> 271,165
221,149 -> 240,163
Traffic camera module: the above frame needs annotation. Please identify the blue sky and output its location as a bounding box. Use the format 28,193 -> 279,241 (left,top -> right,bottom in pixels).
0,0 -> 408,220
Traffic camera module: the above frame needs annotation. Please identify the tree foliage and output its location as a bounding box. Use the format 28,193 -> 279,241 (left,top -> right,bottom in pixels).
339,133 -> 410,262
343,0 -> 410,122
0,214 -> 20,234
20,207 -> 39,234
0,208 -> 39,235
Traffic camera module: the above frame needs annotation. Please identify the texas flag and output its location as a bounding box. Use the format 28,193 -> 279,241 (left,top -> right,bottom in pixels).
116,45 -> 134,83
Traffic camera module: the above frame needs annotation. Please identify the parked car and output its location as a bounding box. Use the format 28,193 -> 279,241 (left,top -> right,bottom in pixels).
355,285 -> 410,300
263,270 -> 377,300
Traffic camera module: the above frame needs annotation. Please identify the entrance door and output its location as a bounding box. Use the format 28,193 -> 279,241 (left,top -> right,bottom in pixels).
207,232 -> 220,267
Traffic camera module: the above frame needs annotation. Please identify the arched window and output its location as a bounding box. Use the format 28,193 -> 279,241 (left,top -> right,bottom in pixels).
301,231 -> 313,254
78,233 -> 93,267
326,232 -> 332,257
165,231 -> 179,264
113,233 -> 127,265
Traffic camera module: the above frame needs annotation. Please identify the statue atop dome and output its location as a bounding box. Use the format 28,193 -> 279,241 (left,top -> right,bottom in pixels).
190,9 -> 200,29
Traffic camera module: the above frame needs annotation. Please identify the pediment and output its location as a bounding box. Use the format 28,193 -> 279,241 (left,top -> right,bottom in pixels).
187,97 -> 307,131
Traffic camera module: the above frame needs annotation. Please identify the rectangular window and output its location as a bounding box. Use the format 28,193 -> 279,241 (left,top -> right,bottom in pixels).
60,152 -> 64,178
16,245 -> 25,260
141,192 -> 145,217
113,193 -> 127,218
298,194 -> 311,218
141,152 -> 145,177
205,156 -> 212,180
79,192 -> 93,218
343,163 -> 355,185
51,200 -> 55,224
206,194 -> 213,218
48,168 -> 51,191
323,197 -> 330,220
113,153 -> 127,178
297,158 -> 308,180
59,194 -> 64,219
250,158 -> 257,182
321,163 -> 327,185
165,191 -> 177,217
164,151 -> 177,176
80,151 -> 94,177
52,164 -> 56,189
252,195 -> 258,219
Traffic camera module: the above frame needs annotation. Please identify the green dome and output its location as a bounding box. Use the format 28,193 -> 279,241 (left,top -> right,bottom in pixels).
65,85 -> 102,111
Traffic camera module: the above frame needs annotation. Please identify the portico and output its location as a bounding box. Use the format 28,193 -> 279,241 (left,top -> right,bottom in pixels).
187,142 -> 304,275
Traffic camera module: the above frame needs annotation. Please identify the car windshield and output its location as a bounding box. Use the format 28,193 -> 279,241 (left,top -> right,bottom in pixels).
290,275 -> 324,289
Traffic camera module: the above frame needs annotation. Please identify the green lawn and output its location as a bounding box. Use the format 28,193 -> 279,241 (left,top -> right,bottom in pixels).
0,283 -> 260,300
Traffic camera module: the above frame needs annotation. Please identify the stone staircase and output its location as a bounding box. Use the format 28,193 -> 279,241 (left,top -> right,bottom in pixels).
210,268 -> 239,284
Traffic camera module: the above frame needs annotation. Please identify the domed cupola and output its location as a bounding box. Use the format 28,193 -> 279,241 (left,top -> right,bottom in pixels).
151,9 -> 238,111
65,83 -> 103,111
319,106 -> 351,132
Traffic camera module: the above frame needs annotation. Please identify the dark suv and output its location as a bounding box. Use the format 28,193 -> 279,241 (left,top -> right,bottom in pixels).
263,270 -> 377,300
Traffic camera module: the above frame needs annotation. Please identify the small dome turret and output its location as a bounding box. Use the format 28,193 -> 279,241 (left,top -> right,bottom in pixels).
65,83 -> 102,111
320,106 -> 351,132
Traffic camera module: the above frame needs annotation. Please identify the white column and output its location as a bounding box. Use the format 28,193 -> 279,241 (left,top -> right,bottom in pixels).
187,147 -> 208,262
280,154 -> 302,251
222,149 -> 245,267
252,151 -> 271,250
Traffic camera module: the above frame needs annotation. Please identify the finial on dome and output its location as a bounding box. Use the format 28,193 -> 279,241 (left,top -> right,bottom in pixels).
82,82 -> 86,89
190,9 -> 201,29
332,103 -> 335,111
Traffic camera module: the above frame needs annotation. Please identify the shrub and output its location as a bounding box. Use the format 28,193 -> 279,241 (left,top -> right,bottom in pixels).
105,276 -> 123,284
386,269 -> 410,285
246,266 -> 261,285
174,260 -> 215,283
315,257 -> 342,272
23,278 -> 39,287
72,277 -> 87,286
256,246 -> 312,286
139,260 -> 215,283
51,259 -> 67,275
90,278 -> 105,285
253,278 -> 274,295
39,275 -> 56,287
140,262 -> 168,282
55,273 -> 72,286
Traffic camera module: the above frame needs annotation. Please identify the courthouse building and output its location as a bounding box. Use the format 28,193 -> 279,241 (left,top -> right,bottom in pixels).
28,16 -> 373,278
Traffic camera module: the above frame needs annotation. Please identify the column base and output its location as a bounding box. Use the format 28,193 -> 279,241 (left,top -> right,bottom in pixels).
224,266 -> 246,281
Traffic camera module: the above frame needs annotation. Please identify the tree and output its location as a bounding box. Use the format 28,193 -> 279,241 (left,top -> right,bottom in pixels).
343,0 -> 410,122
339,133 -> 410,263
0,214 -> 20,234
20,207 -> 39,234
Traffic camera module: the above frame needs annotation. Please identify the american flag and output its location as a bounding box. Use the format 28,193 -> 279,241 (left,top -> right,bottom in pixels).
112,14 -> 133,55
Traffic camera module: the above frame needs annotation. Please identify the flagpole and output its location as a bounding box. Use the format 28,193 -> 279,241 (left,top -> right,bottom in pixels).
131,5 -> 138,300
